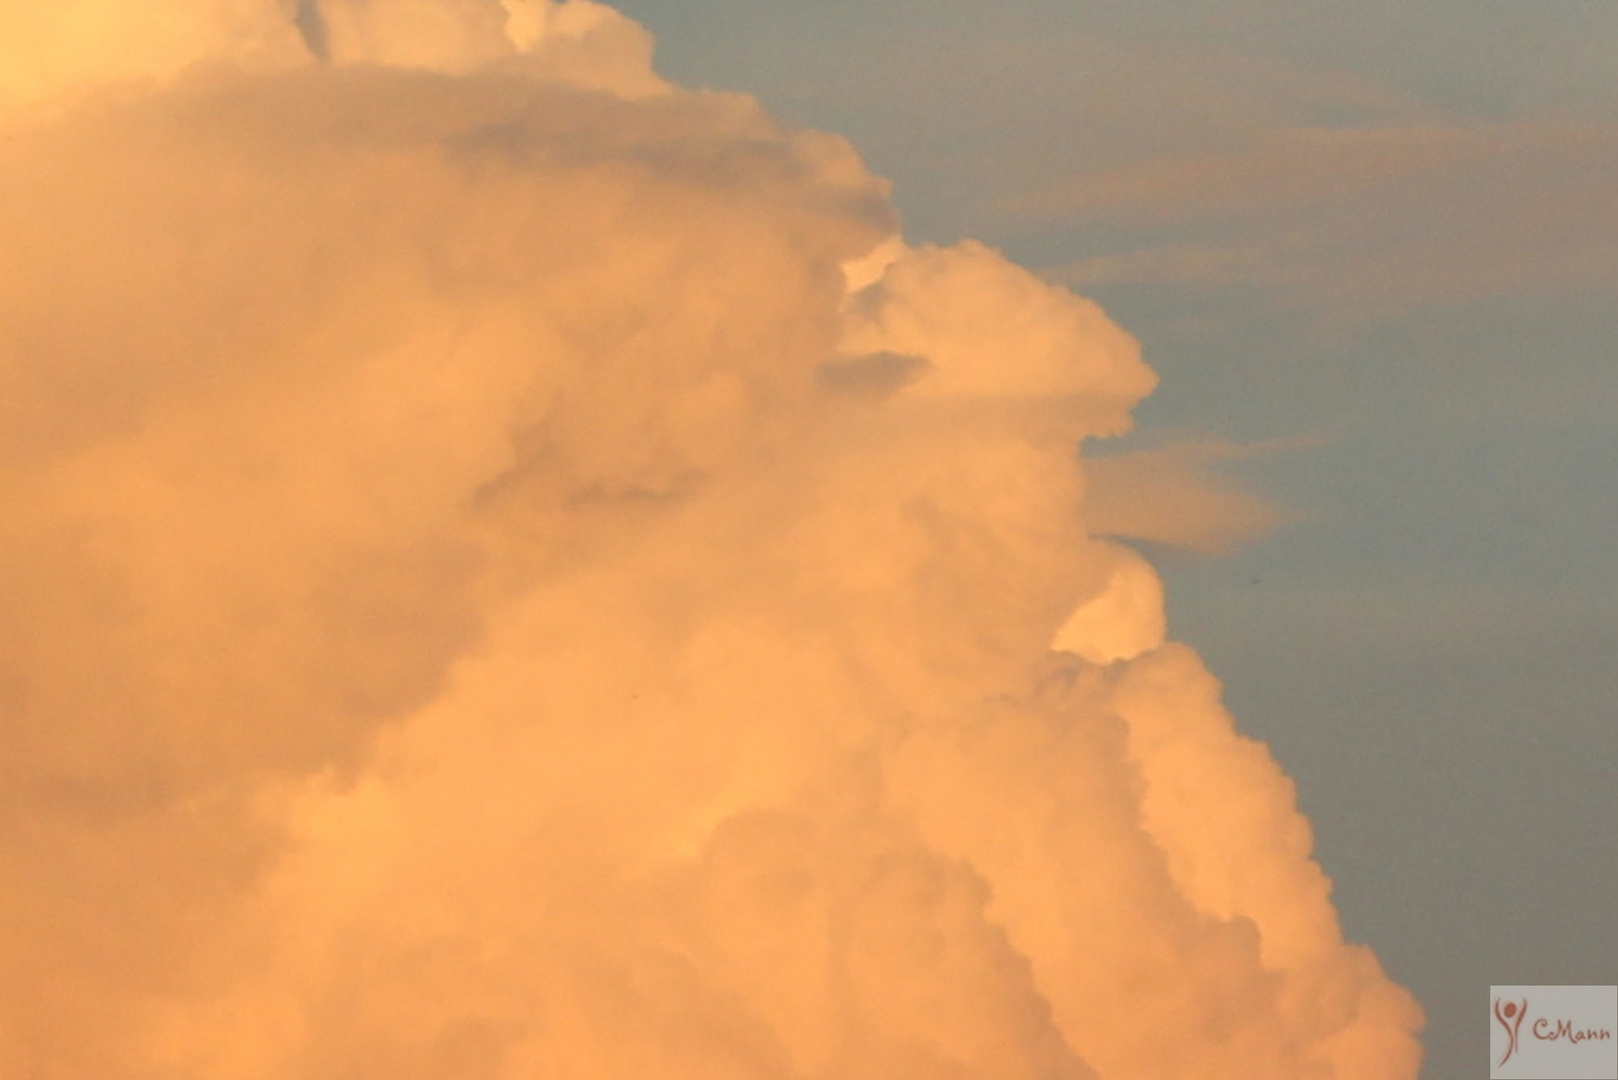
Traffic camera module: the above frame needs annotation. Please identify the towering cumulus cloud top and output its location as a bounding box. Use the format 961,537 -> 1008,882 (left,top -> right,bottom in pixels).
0,2 -> 1422,1077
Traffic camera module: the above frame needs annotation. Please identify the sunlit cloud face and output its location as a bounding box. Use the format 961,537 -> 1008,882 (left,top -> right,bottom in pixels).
0,2 -> 1422,1077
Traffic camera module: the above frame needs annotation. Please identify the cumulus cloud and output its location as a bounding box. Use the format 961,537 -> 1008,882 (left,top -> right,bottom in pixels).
0,2 -> 1421,1077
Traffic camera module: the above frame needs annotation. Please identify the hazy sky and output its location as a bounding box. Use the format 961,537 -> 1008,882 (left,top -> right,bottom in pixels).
604,3 -> 1618,1078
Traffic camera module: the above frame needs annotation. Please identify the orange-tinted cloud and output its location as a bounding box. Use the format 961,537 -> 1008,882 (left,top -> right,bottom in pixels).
1082,438 -> 1307,556
1026,122 -> 1618,318
0,3 -> 1421,1077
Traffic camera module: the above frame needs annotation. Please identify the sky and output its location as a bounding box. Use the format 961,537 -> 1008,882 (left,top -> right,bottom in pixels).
599,2 -> 1618,1077
3,2 -> 1615,1078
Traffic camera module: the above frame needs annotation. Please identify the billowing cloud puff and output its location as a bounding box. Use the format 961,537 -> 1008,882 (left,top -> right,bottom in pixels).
0,3 -> 1422,1077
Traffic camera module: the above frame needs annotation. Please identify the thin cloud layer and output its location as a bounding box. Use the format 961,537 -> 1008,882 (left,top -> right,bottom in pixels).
1082,438 -> 1307,556
1029,122 -> 1618,319
1,2 -> 1421,1077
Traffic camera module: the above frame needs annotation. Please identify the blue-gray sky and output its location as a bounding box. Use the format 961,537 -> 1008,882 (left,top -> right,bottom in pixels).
608,3 -> 1618,1077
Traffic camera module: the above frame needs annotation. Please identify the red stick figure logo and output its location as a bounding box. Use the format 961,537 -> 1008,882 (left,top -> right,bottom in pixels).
1495,997 -> 1528,1066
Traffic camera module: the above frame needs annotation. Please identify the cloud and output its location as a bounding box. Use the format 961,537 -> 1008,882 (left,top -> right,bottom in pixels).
1026,121 -> 1618,318
1082,438 -> 1308,555
0,3 -> 1421,1077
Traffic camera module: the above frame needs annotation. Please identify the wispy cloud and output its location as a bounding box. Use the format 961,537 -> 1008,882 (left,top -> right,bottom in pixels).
1025,121 -> 1618,319
1084,436 -> 1314,555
